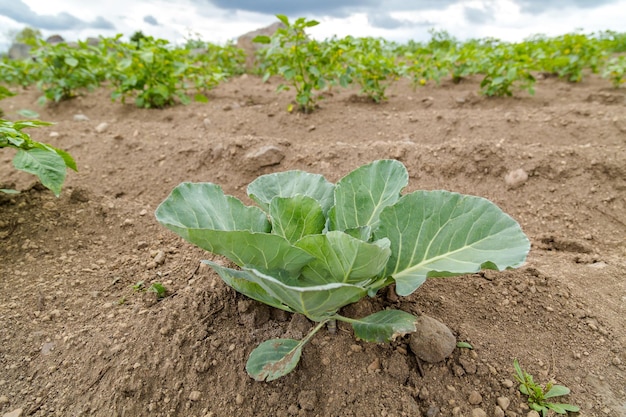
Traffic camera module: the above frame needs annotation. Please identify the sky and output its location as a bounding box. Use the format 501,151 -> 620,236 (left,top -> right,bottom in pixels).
1,0 -> 626,52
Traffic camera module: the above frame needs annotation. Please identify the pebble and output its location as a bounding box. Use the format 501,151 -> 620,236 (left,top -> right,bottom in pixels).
505,168 -> 528,189
235,393 -> 244,405
203,118 -> 211,127
494,405 -> 505,417
409,314 -> 456,363
425,406 -> 439,417
527,411 -> 540,417
244,145 -> 285,169
502,378 -> 514,388
468,390 -> 483,405
2,410 -> 22,417
471,408 -> 487,417
367,357 -> 381,372
73,114 -> 89,121
49,131 -> 60,138
0,395 -> 8,404
497,396 -> 511,410
95,122 -> 109,133
189,390 -> 201,401
154,250 -> 166,265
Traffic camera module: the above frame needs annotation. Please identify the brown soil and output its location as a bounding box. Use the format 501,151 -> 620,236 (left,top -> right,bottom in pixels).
1,74 -> 625,417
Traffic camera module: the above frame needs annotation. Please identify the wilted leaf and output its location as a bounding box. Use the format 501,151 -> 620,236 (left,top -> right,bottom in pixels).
349,310 -> 417,342
246,338 -> 302,381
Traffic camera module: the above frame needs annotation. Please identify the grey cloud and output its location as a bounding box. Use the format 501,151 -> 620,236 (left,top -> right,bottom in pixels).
203,0 -> 459,18
463,6 -> 494,24
143,15 -> 159,26
0,0 -> 115,30
513,0 -> 619,14
367,13 -> 433,30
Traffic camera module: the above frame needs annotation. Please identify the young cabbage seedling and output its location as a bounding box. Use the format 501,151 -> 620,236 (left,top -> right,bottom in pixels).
156,160 -> 530,381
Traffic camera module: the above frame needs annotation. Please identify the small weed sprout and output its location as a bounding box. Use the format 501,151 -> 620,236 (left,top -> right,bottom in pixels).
514,359 -> 580,416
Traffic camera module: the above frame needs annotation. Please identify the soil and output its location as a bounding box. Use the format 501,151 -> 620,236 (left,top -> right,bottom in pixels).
1,74 -> 625,417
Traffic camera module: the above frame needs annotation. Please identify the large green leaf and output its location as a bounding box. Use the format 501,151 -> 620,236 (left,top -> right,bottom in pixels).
156,182 -> 270,232
13,148 -> 67,197
295,231 -> 391,285
375,190 -> 530,296
332,159 -> 408,233
204,261 -> 292,312
244,268 -> 367,319
269,195 -> 326,243
347,310 -> 418,343
247,170 -> 335,215
156,183 -> 314,276
246,338 -> 302,381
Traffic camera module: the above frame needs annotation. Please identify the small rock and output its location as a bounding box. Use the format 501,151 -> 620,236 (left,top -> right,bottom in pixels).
189,390 -> 201,401
244,145 -> 285,169
73,114 -> 89,121
502,378 -> 514,388
154,250 -> 166,265
49,131 -> 60,138
497,397 -> 511,410
471,408 -> 487,417
425,406 -> 439,417
494,405 -> 505,417
527,411 -> 540,417
137,241 -> 148,250
468,391 -> 482,405
235,393 -> 244,405
139,209 -> 148,216
409,314 -> 456,363
367,357 -> 381,372
41,342 -> 55,355
287,404 -> 299,415
95,122 -> 109,133
2,410 -> 23,417
0,395 -> 8,404
307,125 -> 316,132
297,390 -> 317,411
505,169 -> 528,189
203,118 -> 211,128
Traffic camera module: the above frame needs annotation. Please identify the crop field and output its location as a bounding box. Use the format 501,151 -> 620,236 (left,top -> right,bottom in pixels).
1,20 -> 625,417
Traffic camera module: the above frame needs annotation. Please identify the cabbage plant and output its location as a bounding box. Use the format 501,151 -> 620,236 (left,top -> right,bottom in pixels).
156,160 -> 530,381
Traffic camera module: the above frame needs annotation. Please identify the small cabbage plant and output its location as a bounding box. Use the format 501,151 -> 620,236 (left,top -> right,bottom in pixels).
156,160 -> 530,381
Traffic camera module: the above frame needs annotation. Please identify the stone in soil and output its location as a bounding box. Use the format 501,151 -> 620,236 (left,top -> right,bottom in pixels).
409,314 -> 456,363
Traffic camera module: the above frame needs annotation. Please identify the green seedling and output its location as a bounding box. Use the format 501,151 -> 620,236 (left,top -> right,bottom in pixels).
132,281 -> 145,291
156,160 -> 530,381
0,119 -> 76,196
514,359 -> 580,416
148,282 -> 167,299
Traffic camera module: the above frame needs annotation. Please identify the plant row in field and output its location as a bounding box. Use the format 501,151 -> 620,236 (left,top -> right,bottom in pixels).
0,34 -> 246,108
1,17 -> 625,112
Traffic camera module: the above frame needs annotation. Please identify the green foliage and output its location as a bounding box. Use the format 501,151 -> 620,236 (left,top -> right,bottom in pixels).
0,57 -> 38,87
156,160 -> 530,380
148,282 -> 167,299
514,359 -> 580,416
342,37 -> 403,102
0,119 -> 76,196
602,55 -> 626,88
31,39 -> 103,103
254,15 -> 330,113
479,43 -> 536,97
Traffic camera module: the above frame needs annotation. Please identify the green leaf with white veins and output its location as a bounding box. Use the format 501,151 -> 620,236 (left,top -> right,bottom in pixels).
248,170 -> 335,215
348,310 -> 418,343
246,338 -> 302,382
269,195 -> 326,244
295,231 -> 391,285
374,190 -> 530,296
332,159 -> 408,233
156,183 -> 314,277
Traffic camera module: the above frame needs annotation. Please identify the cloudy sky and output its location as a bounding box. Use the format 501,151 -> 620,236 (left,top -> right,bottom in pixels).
1,0 -> 626,51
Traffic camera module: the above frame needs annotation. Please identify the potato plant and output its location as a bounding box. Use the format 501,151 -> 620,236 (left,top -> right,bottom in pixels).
0,119 -> 76,196
156,160 -> 530,381
31,40 -> 103,104
254,15 -> 336,113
